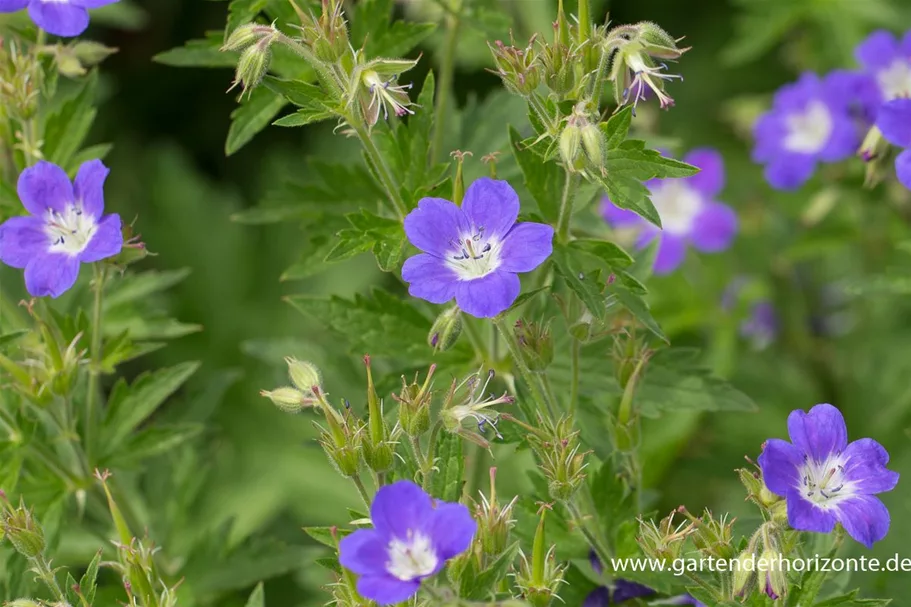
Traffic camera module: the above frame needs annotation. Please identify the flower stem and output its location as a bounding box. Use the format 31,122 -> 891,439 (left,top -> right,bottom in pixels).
492,317 -> 554,421
430,0 -> 462,164
556,171 -> 580,243
569,339 -> 581,416
350,474 -> 372,511
85,264 -> 107,465
352,123 -> 408,219
461,316 -> 487,363
28,554 -> 68,604
565,500 -> 612,569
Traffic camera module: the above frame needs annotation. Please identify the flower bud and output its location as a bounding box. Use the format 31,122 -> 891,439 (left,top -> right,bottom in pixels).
488,37 -> 541,97
472,468 -> 517,557
558,124 -> 582,169
527,416 -> 587,501
286,357 -> 322,394
581,123 -> 606,173
395,365 -> 436,436
732,550 -> 757,598
2,506 -> 46,558
260,387 -> 310,413
6,600 -> 42,607
515,508 -> 566,607
429,306 -> 462,353
232,39 -> 273,97
514,319 -> 554,371
758,548 -> 787,599
222,23 -> 277,52
637,509 -> 695,563
688,509 -> 735,560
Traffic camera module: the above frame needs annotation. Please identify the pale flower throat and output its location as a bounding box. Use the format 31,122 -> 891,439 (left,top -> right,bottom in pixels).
45,204 -> 97,256
784,100 -> 833,154
650,180 -> 702,234
445,226 -> 502,280
386,531 -> 438,581
800,452 -> 851,507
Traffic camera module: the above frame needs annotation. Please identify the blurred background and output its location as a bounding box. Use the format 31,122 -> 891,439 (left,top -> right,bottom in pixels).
4,0 -> 911,603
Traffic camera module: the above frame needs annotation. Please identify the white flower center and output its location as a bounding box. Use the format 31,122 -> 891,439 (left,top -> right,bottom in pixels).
799,452 -> 853,507
877,59 -> 911,101
650,180 -> 702,234
386,531 -> 438,581
783,100 -> 833,154
45,204 -> 96,256
444,228 -> 503,281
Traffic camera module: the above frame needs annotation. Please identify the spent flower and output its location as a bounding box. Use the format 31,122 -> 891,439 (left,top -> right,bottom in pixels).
0,160 -> 123,298
601,148 -> 736,274
441,369 -> 513,445
758,403 -> 899,548
338,481 -> 476,605
402,177 -> 554,318
0,0 -> 119,38
606,22 -> 687,112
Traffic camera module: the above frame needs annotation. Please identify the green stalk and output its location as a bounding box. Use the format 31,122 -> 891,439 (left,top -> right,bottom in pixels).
85,264 -> 107,465
29,554 -> 68,604
350,474 -> 372,511
556,171 -> 580,243
569,339 -> 580,416
352,123 -> 408,219
430,0 -> 462,163
492,317 -> 555,420
565,500 -> 612,568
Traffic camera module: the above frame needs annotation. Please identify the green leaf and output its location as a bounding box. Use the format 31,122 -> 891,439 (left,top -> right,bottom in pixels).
352,0 -> 436,57
325,210 -> 406,272
602,107 -> 633,149
225,87 -> 289,155
104,268 -> 192,309
610,287 -> 668,343
303,526 -> 350,548
813,590 -> 892,606
153,33 -> 239,68
509,126 -> 563,221
551,244 -> 608,320
460,541 -> 520,600
429,430 -> 464,502
101,362 -> 201,455
43,71 -> 98,169
108,423 -> 204,467
78,551 -> 102,604
264,76 -> 336,127
244,582 -> 265,607
0,329 -> 29,347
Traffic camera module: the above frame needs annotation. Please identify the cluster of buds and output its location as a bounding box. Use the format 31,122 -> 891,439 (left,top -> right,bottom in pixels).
604,21 -> 688,113
440,369 -> 514,448
738,457 -> 786,522
683,507 -> 736,560
488,35 -> 541,97
471,468 -> 518,559
514,319 -> 554,371
112,536 -> 179,607
0,496 -> 46,559
260,356 -> 322,413
222,22 -> 282,97
0,38 -> 41,123
291,0 -> 351,63
732,522 -> 792,601
428,306 -> 462,352
514,507 -> 566,607
525,416 -> 588,501
558,101 -> 606,176
53,40 -> 117,78
393,364 -> 435,436
637,508 -> 696,563
315,391 -> 364,478
361,355 -> 394,474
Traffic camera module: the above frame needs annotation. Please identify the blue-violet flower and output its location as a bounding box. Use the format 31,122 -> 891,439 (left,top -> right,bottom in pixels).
752,72 -> 860,190
584,551 -> 705,606
402,177 -> 554,318
874,98 -> 911,189
0,0 -> 119,38
758,403 -> 899,548
338,480 -> 476,605
601,148 -> 737,274
0,160 -> 123,298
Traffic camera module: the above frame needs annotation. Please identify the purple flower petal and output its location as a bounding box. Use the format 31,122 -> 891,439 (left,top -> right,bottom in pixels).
455,271 -> 520,318
683,148 -> 724,197
0,216 -> 49,269
79,213 -> 122,263
670,595 -> 707,607
402,254 -> 458,305
764,153 -> 816,191
338,530 -> 389,576
652,233 -> 687,274
582,587 -> 609,607
370,481 -> 434,539
786,489 -> 837,533
404,198 -> 468,257
497,222 -> 554,273
17,161 -> 74,216
613,579 -> 656,603
758,438 -> 803,496
0,0 -> 28,10
819,114 -> 860,162
461,177 -> 519,239
690,201 -> 737,253
895,149 -> 911,190
876,98 -> 911,148
24,252 -> 80,298
855,30 -> 899,70
752,112 -> 787,164
834,495 -> 891,549
74,159 -> 109,219
903,30 -> 911,55
428,502 -> 476,561
601,197 -> 644,228
787,403 -> 848,462
28,0 -> 90,37
71,0 -> 119,7
842,438 -> 900,494
356,575 -> 421,606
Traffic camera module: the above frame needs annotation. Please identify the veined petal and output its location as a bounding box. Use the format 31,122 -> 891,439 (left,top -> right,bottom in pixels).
497,222 -> 554,273
28,0 -> 90,37
0,216 -> 49,269
404,198 -> 467,257
74,159 -> 109,218
787,403 -> 848,461
79,213 -> 122,263
17,161 -> 74,216
356,575 -> 420,606
370,481 -> 434,539
683,148 -> 724,197
428,502 -> 476,562
461,177 -> 519,239
833,495 -> 891,549
339,529 -> 389,576
877,98 -> 911,148
896,149 -> 911,191
652,233 -> 687,274
842,438 -> 900,494
455,270 -> 520,318
0,0 -> 29,11
855,30 -> 900,70
690,202 -> 737,253
785,489 -> 837,533
758,439 -> 803,497
402,254 -> 458,304
24,252 -> 80,298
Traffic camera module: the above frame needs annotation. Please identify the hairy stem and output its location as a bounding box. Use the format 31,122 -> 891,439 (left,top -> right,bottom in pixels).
569,338 -> 581,416
85,264 -> 107,465
556,171 -> 580,243
430,0 -> 462,164
350,474 -> 372,511
565,500 -> 612,569
492,317 -> 554,420
28,554 -> 68,604
352,123 -> 408,219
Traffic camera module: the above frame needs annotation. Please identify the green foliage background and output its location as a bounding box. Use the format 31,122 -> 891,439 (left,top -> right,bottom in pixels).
4,0 -> 911,604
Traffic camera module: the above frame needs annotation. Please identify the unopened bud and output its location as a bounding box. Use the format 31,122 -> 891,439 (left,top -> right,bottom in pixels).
395,366 -> 435,436
429,307 -> 462,352
223,23 -> 276,52
286,357 -> 321,394
2,506 -> 45,558
732,550 -> 756,598
260,387 -> 309,413
758,549 -> 786,599
232,40 -> 272,96
581,124 -> 605,172
559,124 -> 582,170
514,319 -> 553,371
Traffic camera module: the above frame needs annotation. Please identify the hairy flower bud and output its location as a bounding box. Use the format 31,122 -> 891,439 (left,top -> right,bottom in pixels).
429,306 -> 462,352
472,468 -> 518,557
527,416 -> 587,501
758,548 -> 787,600
515,508 -> 566,607
488,36 -> 541,96
732,550 -> 757,598
286,357 -> 322,393
637,509 -> 695,563
394,365 -> 435,436
514,319 -> 554,371
233,42 -> 272,97
558,124 -> 582,170
2,505 -> 46,558
260,387 -> 311,413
